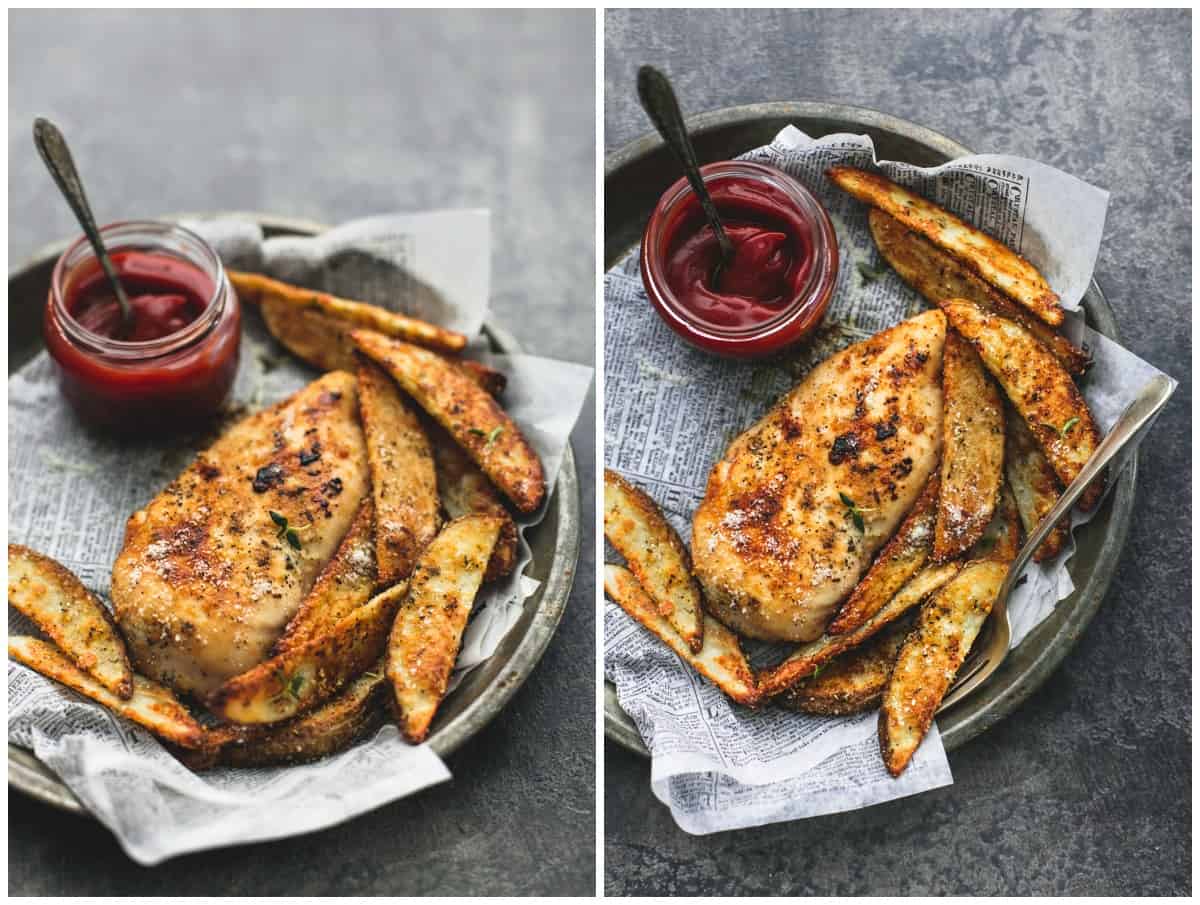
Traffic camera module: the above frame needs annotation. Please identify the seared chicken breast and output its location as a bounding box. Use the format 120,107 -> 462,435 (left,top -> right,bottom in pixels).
692,310 -> 947,642
112,371 -> 369,696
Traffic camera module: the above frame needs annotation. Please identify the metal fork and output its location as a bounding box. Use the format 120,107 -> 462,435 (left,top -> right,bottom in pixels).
939,373 -> 1176,712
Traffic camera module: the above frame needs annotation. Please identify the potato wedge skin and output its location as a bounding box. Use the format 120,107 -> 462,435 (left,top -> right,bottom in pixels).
8,545 -> 133,699
9,636 -> 205,748
604,564 -> 759,707
879,560 -> 1007,776
829,167 -> 1062,324
758,560 -> 962,698
387,515 -> 503,742
273,499 -> 379,656
773,614 -> 913,715
1005,406 -> 1069,562
934,333 -> 1005,561
352,330 -> 546,513
429,423 -> 517,582
826,472 -> 939,636
231,270 -> 466,353
603,469 -> 704,652
868,209 -> 1089,375
943,299 -> 1104,510
357,360 -> 441,585
207,581 -> 407,725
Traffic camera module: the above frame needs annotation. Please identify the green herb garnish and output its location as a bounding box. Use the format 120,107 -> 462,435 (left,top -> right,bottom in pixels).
857,262 -> 887,284
269,510 -> 307,550
469,426 -> 505,448
839,492 -> 874,533
1059,416 -> 1080,438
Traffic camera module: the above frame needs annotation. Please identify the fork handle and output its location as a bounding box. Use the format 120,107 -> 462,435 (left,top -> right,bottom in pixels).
1001,373 -> 1176,598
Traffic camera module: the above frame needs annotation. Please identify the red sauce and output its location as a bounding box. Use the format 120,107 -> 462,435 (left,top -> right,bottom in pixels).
662,179 -> 815,328
68,251 -> 209,341
641,161 -> 839,359
45,239 -> 241,432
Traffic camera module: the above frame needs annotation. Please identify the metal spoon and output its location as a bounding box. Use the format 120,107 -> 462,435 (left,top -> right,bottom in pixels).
636,65 -> 734,281
33,116 -> 133,337
939,372 -> 1177,712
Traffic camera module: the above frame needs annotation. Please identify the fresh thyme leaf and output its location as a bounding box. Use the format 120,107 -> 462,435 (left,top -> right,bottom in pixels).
839,492 -> 869,532
286,672 -> 305,700
286,528 -> 302,550
857,262 -> 887,284
851,509 -> 865,533
838,492 -> 857,508
810,664 -> 824,679
468,427 -> 488,438
269,510 -> 288,529
1059,416 -> 1080,438
486,426 -> 504,446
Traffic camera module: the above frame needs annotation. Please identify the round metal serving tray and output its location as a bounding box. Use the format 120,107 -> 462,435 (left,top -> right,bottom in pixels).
604,101 -> 1136,757
9,213 -> 581,815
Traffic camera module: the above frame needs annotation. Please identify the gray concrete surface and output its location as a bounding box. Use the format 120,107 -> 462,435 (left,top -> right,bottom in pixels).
605,8 -> 1189,896
8,10 -> 595,896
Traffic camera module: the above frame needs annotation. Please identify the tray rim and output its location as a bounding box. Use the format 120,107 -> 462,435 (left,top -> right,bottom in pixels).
603,100 -> 1137,758
8,211 -> 581,815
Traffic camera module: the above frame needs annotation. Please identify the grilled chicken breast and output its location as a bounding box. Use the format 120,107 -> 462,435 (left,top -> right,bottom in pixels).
691,310 -> 947,642
111,371 -> 369,696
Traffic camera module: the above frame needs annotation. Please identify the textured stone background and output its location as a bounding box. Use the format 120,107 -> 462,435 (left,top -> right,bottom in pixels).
605,8 -> 1190,896
8,10 -> 595,896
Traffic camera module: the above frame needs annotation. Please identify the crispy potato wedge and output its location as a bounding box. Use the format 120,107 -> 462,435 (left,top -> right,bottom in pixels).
934,333 -> 1005,561
603,469 -> 704,652
387,515 -> 503,743
942,299 -> 1104,510
1005,405 -> 1070,561
273,499 -> 378,656
181,663 -> 389,769
429,423 -> 517,582
7,545 -> 133,699
829,167 -> 1062,325
758,560 -> 962,698
231,270 -> 466,354
879,560 -> 1007,776
357,359 -> 441,585
207,581 -> 408,725
9,636 -> 205,748
974,481 -> 1021,564
260,298 -> 361,371
868,209 -> 1089,374
826,473 -> 939,636
604,564 -> 758,707
352,330 -> 546,513
773,614 -> 913,715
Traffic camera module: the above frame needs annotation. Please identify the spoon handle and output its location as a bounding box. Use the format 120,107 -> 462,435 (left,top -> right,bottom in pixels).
636,66 -> 734,266
1001,373 -> 1176,598
32,117 -> 133,328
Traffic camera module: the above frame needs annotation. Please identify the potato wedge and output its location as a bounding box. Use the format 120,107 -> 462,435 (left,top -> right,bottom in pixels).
1005,405 -> 1070,561
352,329 -> 546,513
9,636 -> 205,748
230,270 -> 466,353
604,564 -> 758,707
183,663 -> 388,769
868,209 -> 1089,374
879,560 -> 1007,775
357,359 -> 441,584
273,499 -> 378,656
429,423 -> 517,582
826,472 -> 939,636
603,469 -> 704,652
829,166 -> 1062,324
973,480 -> 1021,564
757,560 -> 962,698
942,299 -> 1104,510
387,515 -> 503,743
260,298 -> 361,371
773,614 -> 913,715
207,581 -> 408,725
7,545 -> 133,699
934,333 -> 1005,561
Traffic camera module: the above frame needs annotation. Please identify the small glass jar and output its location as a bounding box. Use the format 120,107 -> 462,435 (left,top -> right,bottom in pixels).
44,221 -> 241,432
640,160 -> 839,358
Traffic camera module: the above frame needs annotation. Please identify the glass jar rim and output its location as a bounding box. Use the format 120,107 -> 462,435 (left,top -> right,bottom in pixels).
49,220 -> 228,361
641,160 -> 838,346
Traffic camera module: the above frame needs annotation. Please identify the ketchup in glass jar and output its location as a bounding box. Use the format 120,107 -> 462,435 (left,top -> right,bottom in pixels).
44,221 -> 241,432
641,161 -> 838,358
